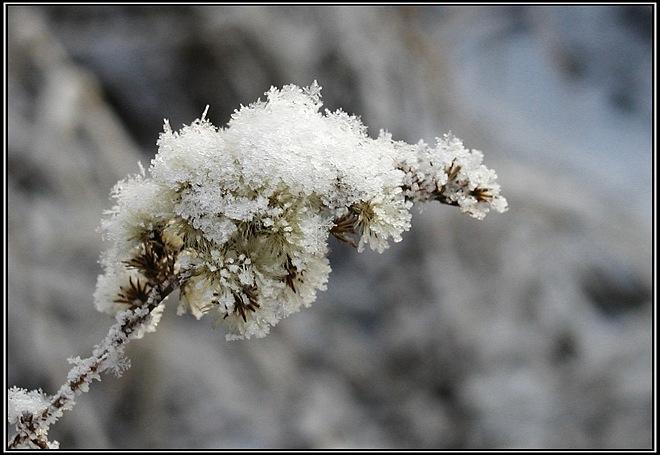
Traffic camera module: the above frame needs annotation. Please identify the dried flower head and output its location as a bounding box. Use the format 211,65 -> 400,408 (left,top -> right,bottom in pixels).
94,82 -> 507,340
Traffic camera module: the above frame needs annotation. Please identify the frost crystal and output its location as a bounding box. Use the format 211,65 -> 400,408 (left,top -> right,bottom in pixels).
7,387 -> 51,425
95,82 -> 507,340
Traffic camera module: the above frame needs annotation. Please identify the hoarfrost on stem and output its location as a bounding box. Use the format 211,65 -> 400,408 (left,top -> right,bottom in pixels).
9,82 -> 506,449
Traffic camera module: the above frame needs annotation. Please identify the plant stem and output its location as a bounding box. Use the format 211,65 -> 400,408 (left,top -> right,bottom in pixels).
8,277 -> 179,450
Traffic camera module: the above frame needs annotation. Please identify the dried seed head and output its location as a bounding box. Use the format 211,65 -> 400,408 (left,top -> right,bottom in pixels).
95,83 -> 507,340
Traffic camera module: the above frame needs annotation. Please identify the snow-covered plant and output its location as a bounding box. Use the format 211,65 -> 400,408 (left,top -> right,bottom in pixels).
8,82 -> 507,449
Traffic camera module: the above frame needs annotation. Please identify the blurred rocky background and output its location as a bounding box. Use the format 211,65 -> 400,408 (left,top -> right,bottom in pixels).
6,5 -> 653,449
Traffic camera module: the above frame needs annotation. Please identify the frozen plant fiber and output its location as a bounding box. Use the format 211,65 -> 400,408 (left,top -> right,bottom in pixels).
8,82 -> 506,449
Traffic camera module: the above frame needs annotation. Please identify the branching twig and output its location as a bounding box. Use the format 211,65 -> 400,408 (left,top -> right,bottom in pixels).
7,82 -> 507,449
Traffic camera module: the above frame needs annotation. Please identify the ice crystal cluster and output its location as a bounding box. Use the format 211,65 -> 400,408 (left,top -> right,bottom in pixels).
7,387 -> 59,449
94,82 -> 507,340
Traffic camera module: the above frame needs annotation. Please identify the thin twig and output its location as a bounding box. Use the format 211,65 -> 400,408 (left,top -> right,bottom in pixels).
7,277 -> 179,450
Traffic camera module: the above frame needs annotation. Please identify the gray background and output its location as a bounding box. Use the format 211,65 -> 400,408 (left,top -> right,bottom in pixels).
6,5 -> 654,449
